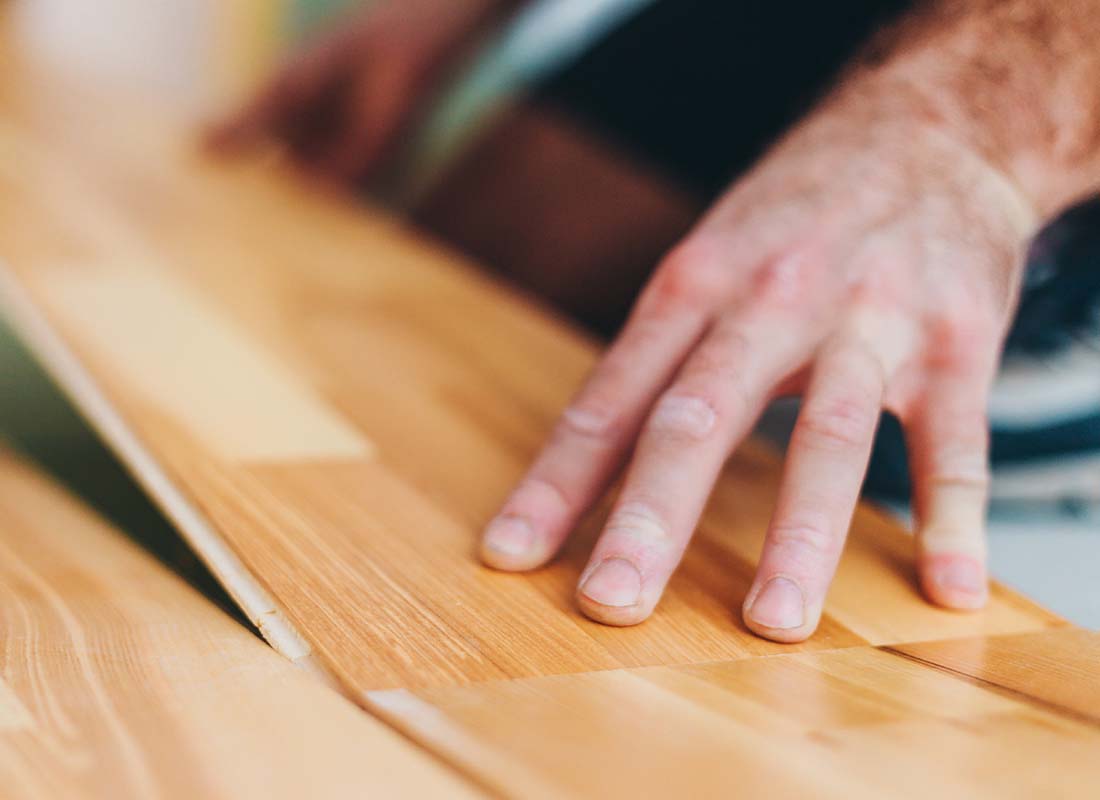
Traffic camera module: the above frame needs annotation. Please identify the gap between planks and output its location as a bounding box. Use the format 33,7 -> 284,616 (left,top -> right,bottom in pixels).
0,264 -> 321,677
881,644 -> 1100,729
0,270 -> 519,796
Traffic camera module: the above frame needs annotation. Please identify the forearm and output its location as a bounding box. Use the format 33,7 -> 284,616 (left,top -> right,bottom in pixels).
846,0 -> 1100,222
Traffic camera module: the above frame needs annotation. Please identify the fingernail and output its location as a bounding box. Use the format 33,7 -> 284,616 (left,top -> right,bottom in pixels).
932,558 -> 985,596
747,577 -> 805,630
579,558 -> 642,608
482,516 -> 536,557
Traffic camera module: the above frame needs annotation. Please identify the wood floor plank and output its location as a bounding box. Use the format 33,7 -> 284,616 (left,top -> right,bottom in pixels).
0,447 -> 479,799
371,629 -> 1100,800
0,24 -> 1063,699
890,629 -> 1100,723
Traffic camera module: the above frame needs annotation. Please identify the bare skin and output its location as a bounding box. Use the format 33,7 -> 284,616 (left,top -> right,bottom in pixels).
220,0 -> 1100,642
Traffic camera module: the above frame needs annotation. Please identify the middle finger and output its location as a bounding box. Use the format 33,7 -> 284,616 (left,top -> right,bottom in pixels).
576,310 -> 812,625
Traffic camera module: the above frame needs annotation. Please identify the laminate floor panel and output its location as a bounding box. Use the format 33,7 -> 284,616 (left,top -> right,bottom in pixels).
371,628 -> 1100,800
0,447 -> 478,799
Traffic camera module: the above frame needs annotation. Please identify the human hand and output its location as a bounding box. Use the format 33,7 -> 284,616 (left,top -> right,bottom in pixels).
480,73 -> 1038,642
210,0 -> 514,181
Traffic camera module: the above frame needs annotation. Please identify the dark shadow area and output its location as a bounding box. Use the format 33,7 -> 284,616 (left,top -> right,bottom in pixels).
0,317 -> 255,633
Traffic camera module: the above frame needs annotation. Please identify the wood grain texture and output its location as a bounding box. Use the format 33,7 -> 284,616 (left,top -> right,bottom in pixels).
0,447 -> 478,799
372,628 -> 1100,799
891,629 -> 1100,724
0,23 -> 1065,700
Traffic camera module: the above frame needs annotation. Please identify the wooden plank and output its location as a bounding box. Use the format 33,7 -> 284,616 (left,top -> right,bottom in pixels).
0,25 -> 1063,699
372,628 -> 1100,799
0,447 -> 479,799
891,629 -> 1100,723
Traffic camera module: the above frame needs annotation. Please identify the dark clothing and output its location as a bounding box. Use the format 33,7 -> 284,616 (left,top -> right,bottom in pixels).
537,0 -> 913,197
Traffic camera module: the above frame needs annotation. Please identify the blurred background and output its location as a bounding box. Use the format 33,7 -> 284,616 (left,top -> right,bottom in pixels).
1,0 -> 1096,627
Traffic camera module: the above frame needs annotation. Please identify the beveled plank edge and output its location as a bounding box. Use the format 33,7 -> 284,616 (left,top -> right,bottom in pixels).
364,690 -> 553,800
884,647 -> 1100,728
366,630 -> 1100,800
374,627 -> 1087,703
0,264 -> 526,798
366,627 -> 1099,783
0,263 -> 324,676
0,442 -> 501,800
883,630 -> 1100,728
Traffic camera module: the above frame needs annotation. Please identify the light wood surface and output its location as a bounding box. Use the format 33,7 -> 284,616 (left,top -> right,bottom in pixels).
0,446 -> 478,799
0,17 -> 1066,702
892,628 -> 1100,723
1,15 -> 1096,797
372,628 -> 1100,799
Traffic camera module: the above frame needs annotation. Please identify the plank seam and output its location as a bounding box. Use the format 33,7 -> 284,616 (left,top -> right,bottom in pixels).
880,643 -> 1100,729
0,264 -> 514,797
0,264 -> 315,664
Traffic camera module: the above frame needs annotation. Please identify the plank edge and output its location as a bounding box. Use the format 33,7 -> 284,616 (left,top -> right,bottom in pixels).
0,262 -> 325,674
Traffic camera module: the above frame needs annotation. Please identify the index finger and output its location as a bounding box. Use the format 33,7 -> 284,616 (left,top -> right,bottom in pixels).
479,305 -> 707,571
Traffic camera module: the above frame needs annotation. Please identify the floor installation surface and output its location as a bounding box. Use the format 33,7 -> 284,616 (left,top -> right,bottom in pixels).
0,24 -> 1097,799
0,448 -> 475,799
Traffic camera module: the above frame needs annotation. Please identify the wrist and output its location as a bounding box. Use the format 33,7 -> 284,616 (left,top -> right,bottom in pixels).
881,64 -> 1100,224
814,70 -> 1040,250
851,0 -> 1100,222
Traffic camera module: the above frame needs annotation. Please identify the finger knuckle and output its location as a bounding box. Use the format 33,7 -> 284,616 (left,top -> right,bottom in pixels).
677,325 -> 756,406
749,244 -> 824,311
641,239 -> 724,317
700,317 -> 754,370
557,401 -> 620,443
920,524 -> 988,559
768,523 -> 839,563
648,393 -> 718,442
923,308 -> 1001,373
795,396 -> 876,452
926,463 -> 991,493
827,337 -> 890,389
604,501 -> 675,550
681,370 -> 750,419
